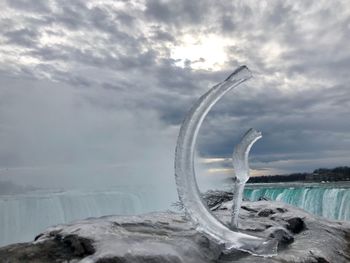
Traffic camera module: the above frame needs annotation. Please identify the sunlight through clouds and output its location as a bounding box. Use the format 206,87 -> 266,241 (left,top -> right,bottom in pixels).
0,0 -> 349,180
171,34 -> 232,70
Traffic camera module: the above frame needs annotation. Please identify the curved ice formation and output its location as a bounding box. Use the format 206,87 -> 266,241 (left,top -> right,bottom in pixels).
231,128 -> 262,229
174,66 -> 277,256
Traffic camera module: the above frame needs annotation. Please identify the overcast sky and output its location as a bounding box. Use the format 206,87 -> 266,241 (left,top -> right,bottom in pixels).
0,0 -> 350,189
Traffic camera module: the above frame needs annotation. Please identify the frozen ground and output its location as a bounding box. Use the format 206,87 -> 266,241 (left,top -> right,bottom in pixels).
1,191 -> 350,263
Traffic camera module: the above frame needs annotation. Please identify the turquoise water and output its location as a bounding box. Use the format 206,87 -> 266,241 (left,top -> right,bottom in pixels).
244,182 -> 350,221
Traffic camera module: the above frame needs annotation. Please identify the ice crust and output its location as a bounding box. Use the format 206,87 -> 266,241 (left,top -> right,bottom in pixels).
231,128 -> 262,229
12,197 -> 350,262
174,66 -> 278,256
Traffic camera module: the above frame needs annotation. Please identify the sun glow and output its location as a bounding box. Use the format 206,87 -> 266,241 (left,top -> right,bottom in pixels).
170,34 -> 231,70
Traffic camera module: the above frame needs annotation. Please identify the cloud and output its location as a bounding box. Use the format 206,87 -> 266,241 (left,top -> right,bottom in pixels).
0,0 -> 349,183
6,0 -> 51,13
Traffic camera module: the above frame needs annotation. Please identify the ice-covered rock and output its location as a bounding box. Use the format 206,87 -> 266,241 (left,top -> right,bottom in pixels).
1,192 -> 350,263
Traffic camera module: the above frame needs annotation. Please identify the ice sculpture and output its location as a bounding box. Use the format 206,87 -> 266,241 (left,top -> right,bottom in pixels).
174,66 -> 277,256
231,128 -> 262,229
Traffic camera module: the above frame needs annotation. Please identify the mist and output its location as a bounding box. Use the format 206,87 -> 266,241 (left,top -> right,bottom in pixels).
0,73 -> 187,205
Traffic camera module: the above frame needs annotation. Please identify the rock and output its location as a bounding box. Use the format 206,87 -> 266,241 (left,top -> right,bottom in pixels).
267,227 -> 294,245
258,196 -> 270,201
285,217 -> 305,234
202,190 -> 233,211
1,191 -> 350,263
257,208 -> 275,217
0,234 -> 94,263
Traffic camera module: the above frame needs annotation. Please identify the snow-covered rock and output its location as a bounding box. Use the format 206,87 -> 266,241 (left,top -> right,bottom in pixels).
1,191 -> 350,263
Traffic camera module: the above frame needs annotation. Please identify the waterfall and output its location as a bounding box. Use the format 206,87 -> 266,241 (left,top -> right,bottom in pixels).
0,189 -> 153,247
244,185 -> 350,221
2,184 -> 349,247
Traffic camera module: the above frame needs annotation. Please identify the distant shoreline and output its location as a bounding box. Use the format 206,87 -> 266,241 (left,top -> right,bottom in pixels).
245,181 -> 350,189
246,166 -> 350,184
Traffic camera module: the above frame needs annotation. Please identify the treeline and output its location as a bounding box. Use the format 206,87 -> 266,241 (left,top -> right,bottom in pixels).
248,173 -> 308,183
314,167 -> 350,176
247,166 -> 350,183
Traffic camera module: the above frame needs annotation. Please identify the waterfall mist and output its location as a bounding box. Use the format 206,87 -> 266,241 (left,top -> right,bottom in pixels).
0,74 -> 230,246
0,75 -> 179,227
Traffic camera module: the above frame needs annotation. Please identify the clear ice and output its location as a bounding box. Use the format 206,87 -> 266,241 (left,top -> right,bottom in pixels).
174,66 -> 278,256
231,128 -> 262,229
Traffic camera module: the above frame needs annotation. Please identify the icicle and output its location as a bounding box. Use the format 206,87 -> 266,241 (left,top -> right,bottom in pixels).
231,128 -> 262,229
174,66 -> 277,256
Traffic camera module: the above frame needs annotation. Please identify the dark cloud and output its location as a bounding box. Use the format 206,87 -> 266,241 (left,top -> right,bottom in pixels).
145,0 -> 173,23
6,0 -> 50,13
150,28 -> 175,42
145,0 -> 210,25
4,28 -> 39,47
